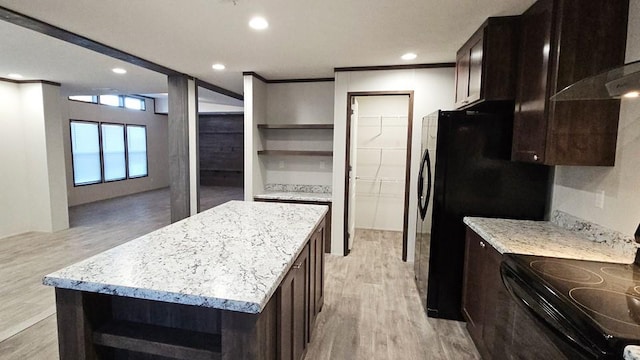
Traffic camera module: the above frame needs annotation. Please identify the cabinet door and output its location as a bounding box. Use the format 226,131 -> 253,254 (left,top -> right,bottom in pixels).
512,0 -> 554,164
308,221 -> 325,341
461,230 -> 486,346
454,49 -> 470,108
467,36 -> 484,104
278,244 -> 309,360
480,240 -> 505,358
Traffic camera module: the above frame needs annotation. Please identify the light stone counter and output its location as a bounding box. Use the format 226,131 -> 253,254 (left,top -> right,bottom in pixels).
625,346 -> 640,360
463,211 -> 638,264
254,191 -> 332,203
43,200 -> 328,314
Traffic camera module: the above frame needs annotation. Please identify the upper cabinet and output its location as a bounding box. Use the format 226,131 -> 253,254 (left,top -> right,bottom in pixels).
454,17 -> 520,109
512,0 -> 629,165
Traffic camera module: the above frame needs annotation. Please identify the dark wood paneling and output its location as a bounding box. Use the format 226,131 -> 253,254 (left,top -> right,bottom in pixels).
168,75 -> 193,222
199,114 -> 244,187
461,231 -> 486,356
308,220 -> 325,338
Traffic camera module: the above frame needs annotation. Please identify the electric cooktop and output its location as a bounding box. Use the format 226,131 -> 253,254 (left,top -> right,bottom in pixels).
503,254 -> 640,357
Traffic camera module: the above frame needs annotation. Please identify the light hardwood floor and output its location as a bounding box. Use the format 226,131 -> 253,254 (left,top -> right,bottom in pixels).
304,229 -> 480,360
0,191 -> 479,359
0,186 -> 243,359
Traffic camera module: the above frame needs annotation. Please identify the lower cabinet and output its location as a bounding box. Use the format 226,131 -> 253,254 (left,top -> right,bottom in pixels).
462,227 -> 504,359
278,218 -> 326,360
278,243 -> 309,360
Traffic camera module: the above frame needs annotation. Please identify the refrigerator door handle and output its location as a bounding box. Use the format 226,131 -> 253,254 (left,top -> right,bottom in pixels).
421,150 -> 432,220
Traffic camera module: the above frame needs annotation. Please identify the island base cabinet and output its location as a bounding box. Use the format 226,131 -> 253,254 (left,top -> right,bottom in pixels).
54,216 -> 327,360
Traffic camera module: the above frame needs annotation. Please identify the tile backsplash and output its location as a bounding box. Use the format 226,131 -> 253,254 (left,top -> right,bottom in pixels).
264,184 -> 331,194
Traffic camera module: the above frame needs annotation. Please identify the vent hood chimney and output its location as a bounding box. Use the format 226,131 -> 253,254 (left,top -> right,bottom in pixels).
551,60 -> 640,101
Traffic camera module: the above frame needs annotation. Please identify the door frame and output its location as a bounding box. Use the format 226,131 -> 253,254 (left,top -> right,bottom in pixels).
343,91 -> 414,260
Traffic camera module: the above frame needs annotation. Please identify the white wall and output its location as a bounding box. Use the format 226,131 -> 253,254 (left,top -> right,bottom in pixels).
0,80 -> 69,238
354,95 -> 409,231
243,75 -> 267,200
63,98 -> 169,206
262,82 -> 335,187
551,1 -> 640,237
332,68 -> 455,257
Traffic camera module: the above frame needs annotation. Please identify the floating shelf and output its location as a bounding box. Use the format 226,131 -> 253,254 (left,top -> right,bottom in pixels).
258,150 -> 333,157
257,124 -> 334,130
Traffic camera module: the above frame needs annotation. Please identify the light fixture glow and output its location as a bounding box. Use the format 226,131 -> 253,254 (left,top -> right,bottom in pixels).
401,53 -> 417,61
112,68 -> 127,74
7,73 -> 23,79
212,63 -> 226,71
249,16 -> 269,30
623,91 -> 640,98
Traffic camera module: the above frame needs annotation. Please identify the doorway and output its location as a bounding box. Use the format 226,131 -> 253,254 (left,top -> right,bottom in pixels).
343,91 -> 414,260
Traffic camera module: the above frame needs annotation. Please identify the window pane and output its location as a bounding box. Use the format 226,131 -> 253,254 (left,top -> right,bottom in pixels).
124,97 -> 145,111
70,122 -> 101,185
99,95 -> 121,107
127,125 -> 148,178
69,95 -> 96,103
101,124 -> 126,181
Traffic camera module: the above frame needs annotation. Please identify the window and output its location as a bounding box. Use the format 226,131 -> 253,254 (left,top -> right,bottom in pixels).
69,95 -> 146,111
70,120 -> 149,186
127,125 -> 148,178
70,121 -> 102,186
101,124 -> 126,181
99,95 -> 121,107
124,96 -> 146,111
68,95 -> 97,103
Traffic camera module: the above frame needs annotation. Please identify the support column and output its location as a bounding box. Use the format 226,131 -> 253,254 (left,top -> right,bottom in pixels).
168,75 -> 199,222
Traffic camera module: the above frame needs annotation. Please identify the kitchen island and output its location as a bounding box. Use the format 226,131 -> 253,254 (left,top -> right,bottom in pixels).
43,200 -> 328,360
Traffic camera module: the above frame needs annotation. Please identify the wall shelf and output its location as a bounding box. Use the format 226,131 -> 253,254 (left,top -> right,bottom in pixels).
258,150 -> 333,157
257,124 -> 334,130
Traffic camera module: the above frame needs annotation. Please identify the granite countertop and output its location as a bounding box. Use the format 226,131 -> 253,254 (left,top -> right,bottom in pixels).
254,191 -> 332,203
43,201 -> 328,314
463,212 -> 637,264
625,346 -> 640,360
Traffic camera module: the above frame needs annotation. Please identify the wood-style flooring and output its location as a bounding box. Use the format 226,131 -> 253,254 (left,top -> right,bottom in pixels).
0,186 -> 243,359
305,229 -> 480,360
0,189 -> 479,359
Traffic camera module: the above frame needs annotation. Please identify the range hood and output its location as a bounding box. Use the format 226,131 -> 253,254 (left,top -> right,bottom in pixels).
551,60 -> 640,101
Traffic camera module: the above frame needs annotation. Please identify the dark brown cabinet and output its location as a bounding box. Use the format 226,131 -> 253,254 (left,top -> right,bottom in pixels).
454,17 -> 520,109
512,0 -> 629,165
308,220 -> 325,341
462,228 -> 504,359
278,243 -> 309,360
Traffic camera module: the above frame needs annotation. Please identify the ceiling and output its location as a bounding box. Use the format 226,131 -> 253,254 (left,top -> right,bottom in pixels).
0,0 -> 536,97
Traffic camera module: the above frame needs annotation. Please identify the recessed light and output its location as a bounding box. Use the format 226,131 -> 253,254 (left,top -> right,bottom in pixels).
623,91 -> 639,98
401,53 -> 417,61
249,16 -> 269,30
212,63 -> 226,71
112,68 -> 127,74
7,73 -> 23,79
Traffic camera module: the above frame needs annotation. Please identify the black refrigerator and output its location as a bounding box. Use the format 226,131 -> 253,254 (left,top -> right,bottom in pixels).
414,110 -> 550,321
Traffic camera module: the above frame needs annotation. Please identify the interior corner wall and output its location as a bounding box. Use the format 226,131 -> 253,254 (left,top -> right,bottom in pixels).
0,81 -> 30,238
551,1 -> 640,236
243,75 -> 267,200
332,68 -> 455,258
0,80 -> 69,238
63,98 -> 169,206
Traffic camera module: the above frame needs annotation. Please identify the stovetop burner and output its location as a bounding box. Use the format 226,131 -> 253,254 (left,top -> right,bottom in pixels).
569,287 -> 640,337
530,260 -> 604,285
601,265 -> 640,283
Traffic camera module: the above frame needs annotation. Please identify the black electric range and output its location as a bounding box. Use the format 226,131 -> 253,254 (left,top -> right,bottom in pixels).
501,254 -> 640,359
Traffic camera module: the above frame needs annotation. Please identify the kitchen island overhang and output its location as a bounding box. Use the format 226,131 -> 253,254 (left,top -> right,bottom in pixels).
44,200 -> 328,360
